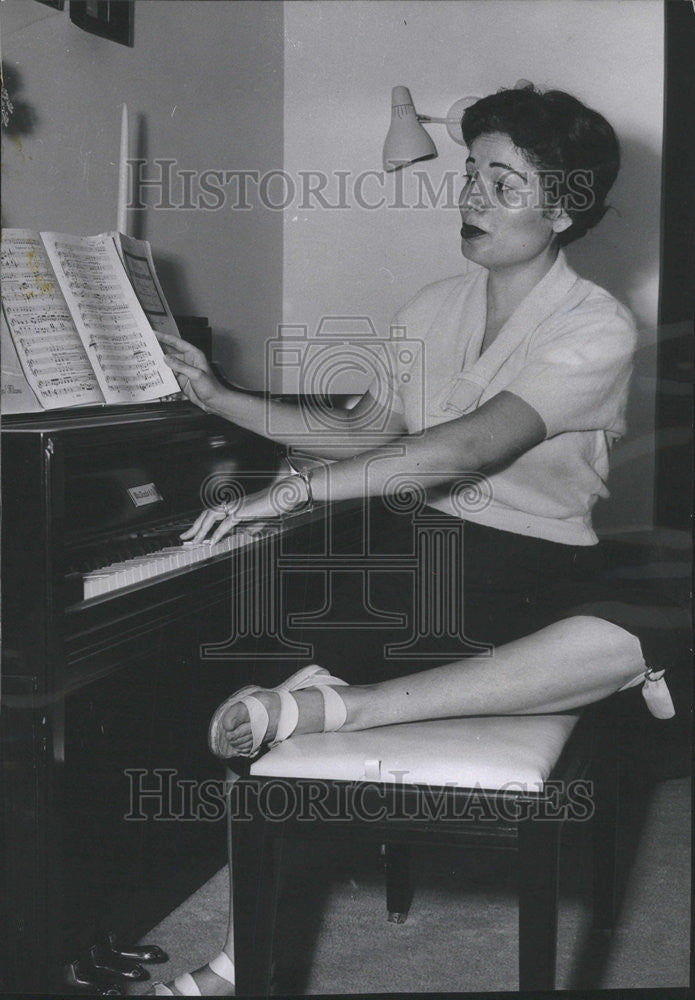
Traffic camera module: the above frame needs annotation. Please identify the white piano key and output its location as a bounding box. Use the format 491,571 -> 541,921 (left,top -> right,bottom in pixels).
82,522 -> 290,599
84,574 -> 111,599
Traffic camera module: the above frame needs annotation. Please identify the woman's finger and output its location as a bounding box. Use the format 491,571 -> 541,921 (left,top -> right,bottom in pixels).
209,516 -> 240,545
181,508 -> 220,541
156,331 -> 194,352
155,331 -> 180,346
180,509 -> 208,539
162,355 -> 204,379
157,332 -> 208,366
192,509 -> 229,543
179,523 -> 204,541
208,496 -> 276,545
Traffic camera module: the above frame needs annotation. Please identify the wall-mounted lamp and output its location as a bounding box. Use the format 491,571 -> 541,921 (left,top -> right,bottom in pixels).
382,81 -> 534,172
382,86 -> 474,172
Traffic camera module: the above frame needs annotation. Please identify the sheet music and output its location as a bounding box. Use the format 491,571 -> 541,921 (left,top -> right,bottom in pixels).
114,233 -> 181,339
1,311 -> 44,413
1,230 -> 105,409
42,231 -> 180,404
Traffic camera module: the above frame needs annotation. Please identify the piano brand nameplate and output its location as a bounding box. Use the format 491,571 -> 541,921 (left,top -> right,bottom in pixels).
127,483 -> 163,507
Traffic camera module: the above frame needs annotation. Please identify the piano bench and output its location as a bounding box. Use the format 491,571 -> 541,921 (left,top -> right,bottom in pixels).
230,705 -> 619,993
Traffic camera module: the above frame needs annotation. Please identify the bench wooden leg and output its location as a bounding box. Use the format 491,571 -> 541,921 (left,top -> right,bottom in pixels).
592,752 -> 619,933
384,842 -> 412,923
518,817 -> 560,991
232,813 -> 283,997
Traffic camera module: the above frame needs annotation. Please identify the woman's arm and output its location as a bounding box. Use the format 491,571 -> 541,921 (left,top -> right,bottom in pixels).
157,332 -> 406,458
187,389 -> 546,544
311,389 -> 546,501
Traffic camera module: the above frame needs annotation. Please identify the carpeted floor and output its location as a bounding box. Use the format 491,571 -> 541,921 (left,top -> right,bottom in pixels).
130,775 -> 690,994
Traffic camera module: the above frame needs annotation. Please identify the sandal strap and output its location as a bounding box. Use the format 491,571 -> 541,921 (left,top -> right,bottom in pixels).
209,951 -> 235,985
317,683 -> 347,731
271,689 -> 300,745
286,664 -> 348,691
268,680 -> 347,747
211,665 -> 349,760
243,694 -> 271,754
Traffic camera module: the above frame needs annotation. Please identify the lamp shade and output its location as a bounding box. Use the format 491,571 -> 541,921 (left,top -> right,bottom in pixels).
382,86 -> 437,172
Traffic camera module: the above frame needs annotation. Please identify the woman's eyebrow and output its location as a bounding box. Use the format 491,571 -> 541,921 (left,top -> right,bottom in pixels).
489,162 -> 528,181
465,155 -> 528,182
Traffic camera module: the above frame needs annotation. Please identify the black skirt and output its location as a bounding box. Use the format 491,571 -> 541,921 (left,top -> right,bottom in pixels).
282,500 -> 683,688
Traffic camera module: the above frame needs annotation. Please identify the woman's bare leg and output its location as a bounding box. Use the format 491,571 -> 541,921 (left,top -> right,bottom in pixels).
343,615 -> 644,728
146,799 -> 236,996
225,616 -> 645,754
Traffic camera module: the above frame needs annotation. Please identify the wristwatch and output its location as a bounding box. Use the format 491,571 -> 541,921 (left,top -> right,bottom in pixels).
284,453 -> 314,513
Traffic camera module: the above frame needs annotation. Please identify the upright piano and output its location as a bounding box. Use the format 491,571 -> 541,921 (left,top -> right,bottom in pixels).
1,399 -> 343,992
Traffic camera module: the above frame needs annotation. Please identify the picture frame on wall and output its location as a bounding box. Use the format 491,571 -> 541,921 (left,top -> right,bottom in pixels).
69,0 -> 134,47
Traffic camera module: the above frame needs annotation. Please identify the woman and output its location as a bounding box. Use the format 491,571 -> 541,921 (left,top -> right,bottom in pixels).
149,86 -> 673,995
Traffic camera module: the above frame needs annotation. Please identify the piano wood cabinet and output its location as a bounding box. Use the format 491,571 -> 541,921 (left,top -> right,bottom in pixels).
1,403 -> 344,992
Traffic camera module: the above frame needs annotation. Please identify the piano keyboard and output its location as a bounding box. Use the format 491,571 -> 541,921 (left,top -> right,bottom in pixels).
82,525 -> 278,600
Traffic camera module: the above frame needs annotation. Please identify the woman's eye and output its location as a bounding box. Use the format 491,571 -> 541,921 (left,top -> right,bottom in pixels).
495,180 -> 525,206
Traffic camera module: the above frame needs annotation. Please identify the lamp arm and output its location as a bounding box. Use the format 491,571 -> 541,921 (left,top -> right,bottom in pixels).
416,114 -> 459,125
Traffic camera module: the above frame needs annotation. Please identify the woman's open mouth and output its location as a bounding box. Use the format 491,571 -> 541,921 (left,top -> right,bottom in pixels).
460,222 -> 487,239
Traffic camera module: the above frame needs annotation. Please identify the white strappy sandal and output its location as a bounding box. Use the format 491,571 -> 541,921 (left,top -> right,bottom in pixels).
150,950 -> 235,995
207,664 -> 348,760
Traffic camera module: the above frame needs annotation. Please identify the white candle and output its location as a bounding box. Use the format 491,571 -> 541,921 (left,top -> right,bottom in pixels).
116,104 -> 129,234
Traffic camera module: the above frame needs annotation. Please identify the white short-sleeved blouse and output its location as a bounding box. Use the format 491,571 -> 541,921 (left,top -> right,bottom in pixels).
375,251 -> 637,545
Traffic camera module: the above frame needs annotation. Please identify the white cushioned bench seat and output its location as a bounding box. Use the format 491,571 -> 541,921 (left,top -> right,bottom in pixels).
250,713 -> 581,791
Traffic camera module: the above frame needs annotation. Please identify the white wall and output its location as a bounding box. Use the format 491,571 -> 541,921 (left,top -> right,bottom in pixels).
1,0 -> 284,387
1,0 -> 664,529
282,0 -> 664,530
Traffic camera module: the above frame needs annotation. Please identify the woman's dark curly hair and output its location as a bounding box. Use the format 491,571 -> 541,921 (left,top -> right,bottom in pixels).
461,86 -> 620,245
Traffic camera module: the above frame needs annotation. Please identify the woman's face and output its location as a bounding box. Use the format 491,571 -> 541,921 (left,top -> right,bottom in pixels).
459,132 -> 568,271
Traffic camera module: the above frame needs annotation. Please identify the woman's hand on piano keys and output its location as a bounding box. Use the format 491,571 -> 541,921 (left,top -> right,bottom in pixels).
157,331 -> 222,413
181,477 -> 310,545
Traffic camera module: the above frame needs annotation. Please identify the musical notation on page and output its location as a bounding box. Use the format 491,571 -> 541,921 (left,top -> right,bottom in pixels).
1,231 -> 103,409
43,232 -> 180,404
1,229 -> 181,412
